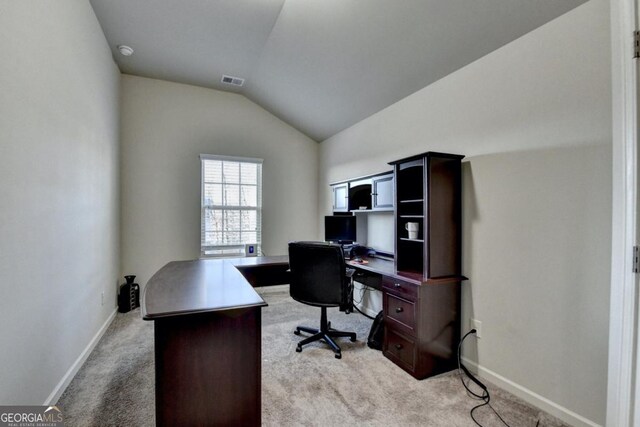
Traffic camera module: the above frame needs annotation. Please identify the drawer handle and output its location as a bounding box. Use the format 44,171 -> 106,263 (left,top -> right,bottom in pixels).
394,283 -> 401,289
395,344 -> 403,350
395,307 -> 404,313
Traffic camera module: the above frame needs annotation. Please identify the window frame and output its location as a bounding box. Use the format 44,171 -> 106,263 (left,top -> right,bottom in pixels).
200,154 -> 263,258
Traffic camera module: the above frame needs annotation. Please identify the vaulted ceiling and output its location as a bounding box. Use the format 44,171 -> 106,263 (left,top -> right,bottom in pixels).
90,0 -> 586,141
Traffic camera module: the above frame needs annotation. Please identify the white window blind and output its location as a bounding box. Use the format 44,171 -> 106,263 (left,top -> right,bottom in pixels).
200,154 -> 263,257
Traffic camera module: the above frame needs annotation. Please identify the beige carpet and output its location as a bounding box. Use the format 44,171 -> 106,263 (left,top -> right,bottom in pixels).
57,288 -> 569,426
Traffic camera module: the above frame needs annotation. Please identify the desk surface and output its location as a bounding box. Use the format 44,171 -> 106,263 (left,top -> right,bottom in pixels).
347,257 -> 423,284
142,258 -> 275,320
143,254 -> 459,320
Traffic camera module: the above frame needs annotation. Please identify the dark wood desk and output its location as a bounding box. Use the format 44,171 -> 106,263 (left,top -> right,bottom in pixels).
143,257 -> 282,427
237,254 -> 461,380
347,256 -> 462,380
143,254 -> 460,425
347,256 -> 420,289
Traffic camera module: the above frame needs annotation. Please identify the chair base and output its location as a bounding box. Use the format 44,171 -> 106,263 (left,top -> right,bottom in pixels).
294,307 -> 356,359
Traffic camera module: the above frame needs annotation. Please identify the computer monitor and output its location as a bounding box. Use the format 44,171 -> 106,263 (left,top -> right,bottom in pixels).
324,215 -> 356,243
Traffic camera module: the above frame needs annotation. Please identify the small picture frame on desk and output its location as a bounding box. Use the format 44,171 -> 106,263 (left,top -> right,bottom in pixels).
245,244 -> 258,257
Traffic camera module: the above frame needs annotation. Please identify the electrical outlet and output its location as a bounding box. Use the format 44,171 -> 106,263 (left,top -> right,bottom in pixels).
470,318 -> 482,339
101,292 -> 104,306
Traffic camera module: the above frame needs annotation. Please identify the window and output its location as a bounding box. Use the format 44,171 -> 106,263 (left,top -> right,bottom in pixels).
200,154 -> 263,257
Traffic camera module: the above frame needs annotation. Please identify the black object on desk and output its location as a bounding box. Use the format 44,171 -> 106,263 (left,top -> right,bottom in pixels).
324,215 -> 356,244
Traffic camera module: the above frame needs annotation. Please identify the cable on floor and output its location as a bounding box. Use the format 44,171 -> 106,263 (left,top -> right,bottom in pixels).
458,329 -> 513,427
352,282 -> 370,304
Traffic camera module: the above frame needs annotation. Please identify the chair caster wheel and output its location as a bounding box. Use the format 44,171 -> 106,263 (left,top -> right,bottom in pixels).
294,330 -> 301,335
296,346 -> 302,352
350,336 -> 356,342
335,353 -> 342,359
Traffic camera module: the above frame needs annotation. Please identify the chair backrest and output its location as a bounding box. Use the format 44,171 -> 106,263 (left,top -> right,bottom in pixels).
288,241 -> 347,307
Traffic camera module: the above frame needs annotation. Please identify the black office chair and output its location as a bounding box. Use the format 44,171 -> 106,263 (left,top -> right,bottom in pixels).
288,241 -> 357,359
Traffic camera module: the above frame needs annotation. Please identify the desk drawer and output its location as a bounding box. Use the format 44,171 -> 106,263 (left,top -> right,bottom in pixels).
382,277 -> 418,300
384,293 -> 416,333
385,329 -> 416,371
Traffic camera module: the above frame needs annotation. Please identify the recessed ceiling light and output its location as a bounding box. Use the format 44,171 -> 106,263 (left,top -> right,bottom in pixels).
117,45 -> 134,56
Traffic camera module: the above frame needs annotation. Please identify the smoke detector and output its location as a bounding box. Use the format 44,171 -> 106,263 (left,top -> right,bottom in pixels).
117,45 -> 134,56
221,75 -> 245,87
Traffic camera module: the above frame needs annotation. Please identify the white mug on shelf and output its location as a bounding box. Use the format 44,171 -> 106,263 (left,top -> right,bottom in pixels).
405,222 -> 419,240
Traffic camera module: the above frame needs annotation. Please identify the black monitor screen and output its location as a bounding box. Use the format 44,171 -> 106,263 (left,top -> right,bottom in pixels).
324,215 -> 356,243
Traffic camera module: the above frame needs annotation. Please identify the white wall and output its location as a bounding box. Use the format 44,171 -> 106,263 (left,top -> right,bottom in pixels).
352,212 -> 395,254
319,1 -> 611,425
120,75 -> 319,286
0,1 -> 120,404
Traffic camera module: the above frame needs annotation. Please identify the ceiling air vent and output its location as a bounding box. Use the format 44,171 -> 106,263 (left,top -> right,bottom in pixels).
221,75 -> 245,87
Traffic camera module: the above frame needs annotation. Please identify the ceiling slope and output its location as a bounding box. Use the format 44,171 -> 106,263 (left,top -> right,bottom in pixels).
91,0 -> 587,141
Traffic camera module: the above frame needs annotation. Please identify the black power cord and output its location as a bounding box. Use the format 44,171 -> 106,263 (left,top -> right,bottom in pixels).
350,281 -> 375,319
458,330 -> 513,427
352,281 -> 370,305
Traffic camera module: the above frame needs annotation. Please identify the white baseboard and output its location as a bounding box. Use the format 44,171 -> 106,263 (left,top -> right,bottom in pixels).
461,357 -> 601,427
44,308 -> 117,405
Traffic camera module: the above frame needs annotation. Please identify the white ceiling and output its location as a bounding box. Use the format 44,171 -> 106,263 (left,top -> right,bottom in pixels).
90,0 -> 586,141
